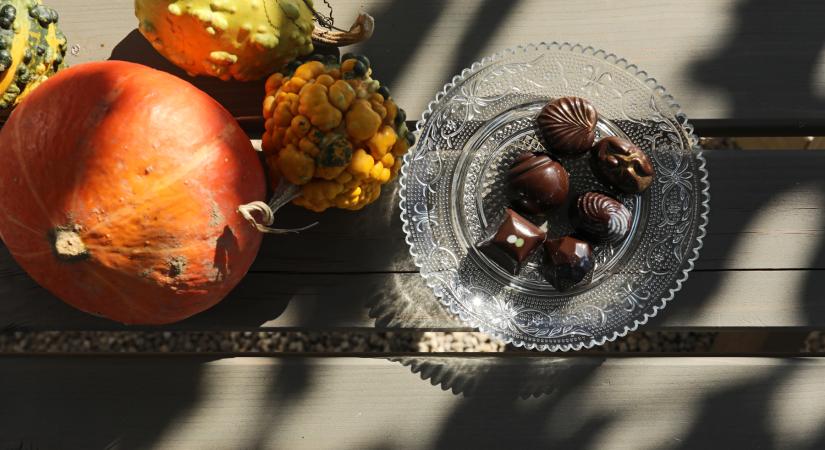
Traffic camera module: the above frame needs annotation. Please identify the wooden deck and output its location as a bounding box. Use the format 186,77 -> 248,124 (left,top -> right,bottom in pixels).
3,150 -> 825,331
3,0 -> 825,448
56,0 -> 825,131
4,356 -> 825,449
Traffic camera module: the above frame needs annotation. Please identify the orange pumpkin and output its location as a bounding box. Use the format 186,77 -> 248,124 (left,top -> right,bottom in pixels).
0,61 -> 265,324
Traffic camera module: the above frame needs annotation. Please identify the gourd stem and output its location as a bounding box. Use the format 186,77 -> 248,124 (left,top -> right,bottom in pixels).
237,181 -> 318,234
311,12 -> 374,46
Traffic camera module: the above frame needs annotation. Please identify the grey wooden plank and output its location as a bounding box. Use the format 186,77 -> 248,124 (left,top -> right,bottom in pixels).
47,0 -> 825,122
3,150 -> 825,330
0,149 -> 822,275
212,150 -> 825,272
4,268 -> 825,331
2,356 -> 825,449
0,268 -> 463,330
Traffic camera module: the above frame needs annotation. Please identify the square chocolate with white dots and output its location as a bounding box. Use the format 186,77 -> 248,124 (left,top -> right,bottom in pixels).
477,208 -> 546,275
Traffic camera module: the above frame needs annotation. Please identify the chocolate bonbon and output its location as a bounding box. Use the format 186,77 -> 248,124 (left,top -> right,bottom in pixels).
477,208 -> 546,274
571,192 -> 632,243
537,96 -> 598,156
591,136 -> 654,194
542,236 -> 594,291
507,152 -> 569,214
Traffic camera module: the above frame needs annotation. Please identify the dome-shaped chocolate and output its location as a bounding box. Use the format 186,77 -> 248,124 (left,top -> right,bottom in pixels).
506,152 -> 569,215
591,136 -> 654,194
537,97 -> 598,156
571,192 -> 632,243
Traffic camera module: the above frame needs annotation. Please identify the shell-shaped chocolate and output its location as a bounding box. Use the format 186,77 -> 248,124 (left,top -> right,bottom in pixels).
506,152 -> 570,215
537,97 -> 598,156
591,136 -> 655,194
572,192 -> 632,243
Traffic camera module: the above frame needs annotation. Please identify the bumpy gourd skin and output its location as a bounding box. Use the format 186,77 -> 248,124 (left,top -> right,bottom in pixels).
262,54 -> 415,212
135,0 -> 315,81
0,0 -> 67,111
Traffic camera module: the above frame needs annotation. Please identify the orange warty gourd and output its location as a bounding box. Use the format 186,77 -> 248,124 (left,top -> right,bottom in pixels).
0,61 -> 265,324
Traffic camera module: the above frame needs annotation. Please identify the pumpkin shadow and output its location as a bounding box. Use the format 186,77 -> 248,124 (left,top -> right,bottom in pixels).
0,242 -> 293,331
108,30 -> 343,125
108,29 -> 265,119
182,182 -> 414,330
232,180 -> 420,330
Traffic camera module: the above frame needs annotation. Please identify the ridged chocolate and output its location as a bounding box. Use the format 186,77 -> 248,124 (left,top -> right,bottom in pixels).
591,136 -> 655,194
537,97 -> 598,156
478,208 -> 546,275
571,192 -> 632,243
542,236 -> 594,291
506,152 -> 569,215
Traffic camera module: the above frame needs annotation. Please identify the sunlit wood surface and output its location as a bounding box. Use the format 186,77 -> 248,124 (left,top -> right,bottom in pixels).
2,1 -> 825,448
49,0 -> 825,123
3,356 -> 825,449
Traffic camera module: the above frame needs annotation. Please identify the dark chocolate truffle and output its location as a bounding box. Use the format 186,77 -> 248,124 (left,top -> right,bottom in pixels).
507,152 -> 570,214
537,96 -> 598,156
591,136 -> 655,194
571,192 -> 632,243
543,236 -> 594,291
477,208 -> 546,275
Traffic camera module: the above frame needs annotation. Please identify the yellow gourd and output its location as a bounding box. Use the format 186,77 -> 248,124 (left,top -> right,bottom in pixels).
134,0 -> 374,81
0,0 -> 67,111
261,53 -> 414,212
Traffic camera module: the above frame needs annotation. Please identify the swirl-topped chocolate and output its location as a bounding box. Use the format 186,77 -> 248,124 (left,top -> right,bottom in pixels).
537,97 -> 598,156
572,192 -> 632,243
591,136 -> 655,194
506,152 -> 569,215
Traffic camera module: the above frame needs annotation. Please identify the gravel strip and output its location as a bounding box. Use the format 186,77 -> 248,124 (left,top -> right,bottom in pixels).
0,330 -> 723,353
0,331 -> 419,353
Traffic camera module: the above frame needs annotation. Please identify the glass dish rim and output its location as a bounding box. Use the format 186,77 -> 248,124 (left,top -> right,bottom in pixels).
398,41 -> 710,351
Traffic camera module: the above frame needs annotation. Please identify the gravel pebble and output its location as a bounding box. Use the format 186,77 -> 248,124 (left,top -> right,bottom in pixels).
803,331 -> 825,352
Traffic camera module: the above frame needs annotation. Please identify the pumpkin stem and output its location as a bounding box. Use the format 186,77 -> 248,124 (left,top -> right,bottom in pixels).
311,12 -> 374,46
51,227 -> 89,261
238,181 -> 318,234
